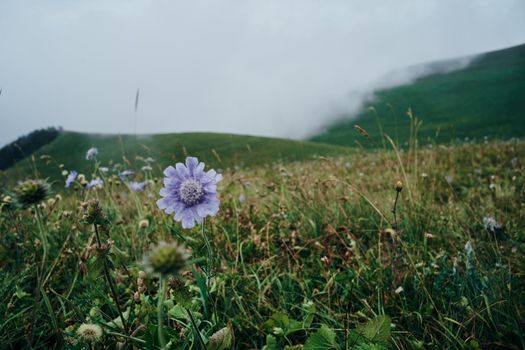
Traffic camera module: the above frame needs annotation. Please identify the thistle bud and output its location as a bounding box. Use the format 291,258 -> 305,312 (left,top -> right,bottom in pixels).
395,181 -> 403,192
14,179 -> 50,207
142,241 -> 188,277
81,200 -> 107,225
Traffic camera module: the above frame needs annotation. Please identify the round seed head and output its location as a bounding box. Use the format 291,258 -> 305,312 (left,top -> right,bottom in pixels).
143,240 -> 188,277
395,181 -> 403,192
14,179 -> 50,207
76,323 -> 103,343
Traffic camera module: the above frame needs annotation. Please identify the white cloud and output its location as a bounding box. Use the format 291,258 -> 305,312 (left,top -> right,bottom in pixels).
1,0 -> 524,145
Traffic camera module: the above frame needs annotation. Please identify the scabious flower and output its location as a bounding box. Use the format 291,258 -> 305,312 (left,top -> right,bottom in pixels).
76,323 -> 103,343
86,178 -> 103,189
142,240 -> 189,277
86,147 -> 98,160
65,170 -> 78,188
129,181 -> 146,192
14,179 -> 50,207
157,157 -> 222,228
118,170 -> 134,181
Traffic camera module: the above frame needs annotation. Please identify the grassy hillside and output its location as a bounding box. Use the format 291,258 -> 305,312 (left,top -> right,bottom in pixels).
311,43 -> 525,147
1,131 -> 351,185
1,140 -> 524,348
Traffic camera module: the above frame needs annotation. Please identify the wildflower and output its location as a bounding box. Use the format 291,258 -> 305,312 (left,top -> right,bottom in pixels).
142,240 -> 188,277
61,170 -> 68,176
118,170 -> 134,181
395,181 -> 403,192
489,183 -> 496,191
65,170 -> 78,188
14,179 -> 50,207
141,165 -> 152,172
129,181 -> 146,192
81,200 -> 107,225
157,157 -> 222,229
444,175 -> 454,185
1,195 -> 13,211
395,286 -> 404,294
238,193 -> 245,204
76,323 -> 103,343
344,162 -> 352,170
86,178 -> 103,189
86,147 -> 98,160
99,166 -> 109,173
138,219 -> 149,229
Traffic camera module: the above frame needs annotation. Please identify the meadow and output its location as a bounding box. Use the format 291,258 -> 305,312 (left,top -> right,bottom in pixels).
1,135 -> 524,349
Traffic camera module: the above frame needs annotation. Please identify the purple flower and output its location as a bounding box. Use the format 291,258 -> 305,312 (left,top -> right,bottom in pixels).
129,181 -> 146,192
86,147 -> 98,160
119,170 -> 134,181
157,157 -> 222,229
86,178 -> 104,189
65,170 -> 77,188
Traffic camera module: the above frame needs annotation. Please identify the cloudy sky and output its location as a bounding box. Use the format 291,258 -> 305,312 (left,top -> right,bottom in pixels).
1,0 -> 525,146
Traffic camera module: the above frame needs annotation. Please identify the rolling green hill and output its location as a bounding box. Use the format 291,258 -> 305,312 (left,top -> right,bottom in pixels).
311,43 -> 525,147
0,131 -> 351,185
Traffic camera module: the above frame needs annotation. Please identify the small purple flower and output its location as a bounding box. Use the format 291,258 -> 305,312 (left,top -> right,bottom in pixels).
86,147 -> 98,160
86,178 -> 104,189
119,170 -> 134,181
157,157 -> 222,229
65,170 -> 77,188
129,181 -> 146,192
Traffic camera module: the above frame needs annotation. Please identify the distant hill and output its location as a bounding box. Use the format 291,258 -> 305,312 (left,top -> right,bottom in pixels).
311,43 -> 525,147
0,131 -> 351,185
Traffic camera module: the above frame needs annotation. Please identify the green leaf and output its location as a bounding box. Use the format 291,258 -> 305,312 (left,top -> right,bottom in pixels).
264,312 -> 290,330
304,325 -> 338,350
262,335 -> 279,350
356,315 -> 391,345
172,284 -> 193,308
14,285 -> 30,299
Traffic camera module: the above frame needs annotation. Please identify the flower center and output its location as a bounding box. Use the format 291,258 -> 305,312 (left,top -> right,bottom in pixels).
179,179 -> 204,206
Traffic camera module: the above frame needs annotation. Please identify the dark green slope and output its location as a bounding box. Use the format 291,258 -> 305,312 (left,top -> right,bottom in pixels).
311,43 -> 525,147
1,131 -> 351,184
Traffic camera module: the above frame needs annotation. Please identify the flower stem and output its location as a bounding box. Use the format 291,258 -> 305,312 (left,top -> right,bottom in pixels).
93,224 -> 129,336
186,307 -> 207,349
200,218 -> 212,288
157,277 -> 167,349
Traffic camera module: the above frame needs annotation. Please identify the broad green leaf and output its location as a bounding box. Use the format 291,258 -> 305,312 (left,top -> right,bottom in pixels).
304,325 -> 338,350
356,315 -> 391,345
262,335 -> 279,350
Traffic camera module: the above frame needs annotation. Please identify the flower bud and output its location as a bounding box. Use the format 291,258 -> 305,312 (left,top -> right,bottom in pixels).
395,181 -> 403,192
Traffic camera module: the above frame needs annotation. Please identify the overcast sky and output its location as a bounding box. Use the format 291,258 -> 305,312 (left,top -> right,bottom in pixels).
1,0 -> 525,147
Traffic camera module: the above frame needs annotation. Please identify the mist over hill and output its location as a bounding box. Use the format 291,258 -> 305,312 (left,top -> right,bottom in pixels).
311,43 -> 525,147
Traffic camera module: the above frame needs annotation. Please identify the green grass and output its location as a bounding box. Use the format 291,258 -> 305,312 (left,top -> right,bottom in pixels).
1,131 -> 351,186
1,138 -> 524,349
311,43 -> 525,147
